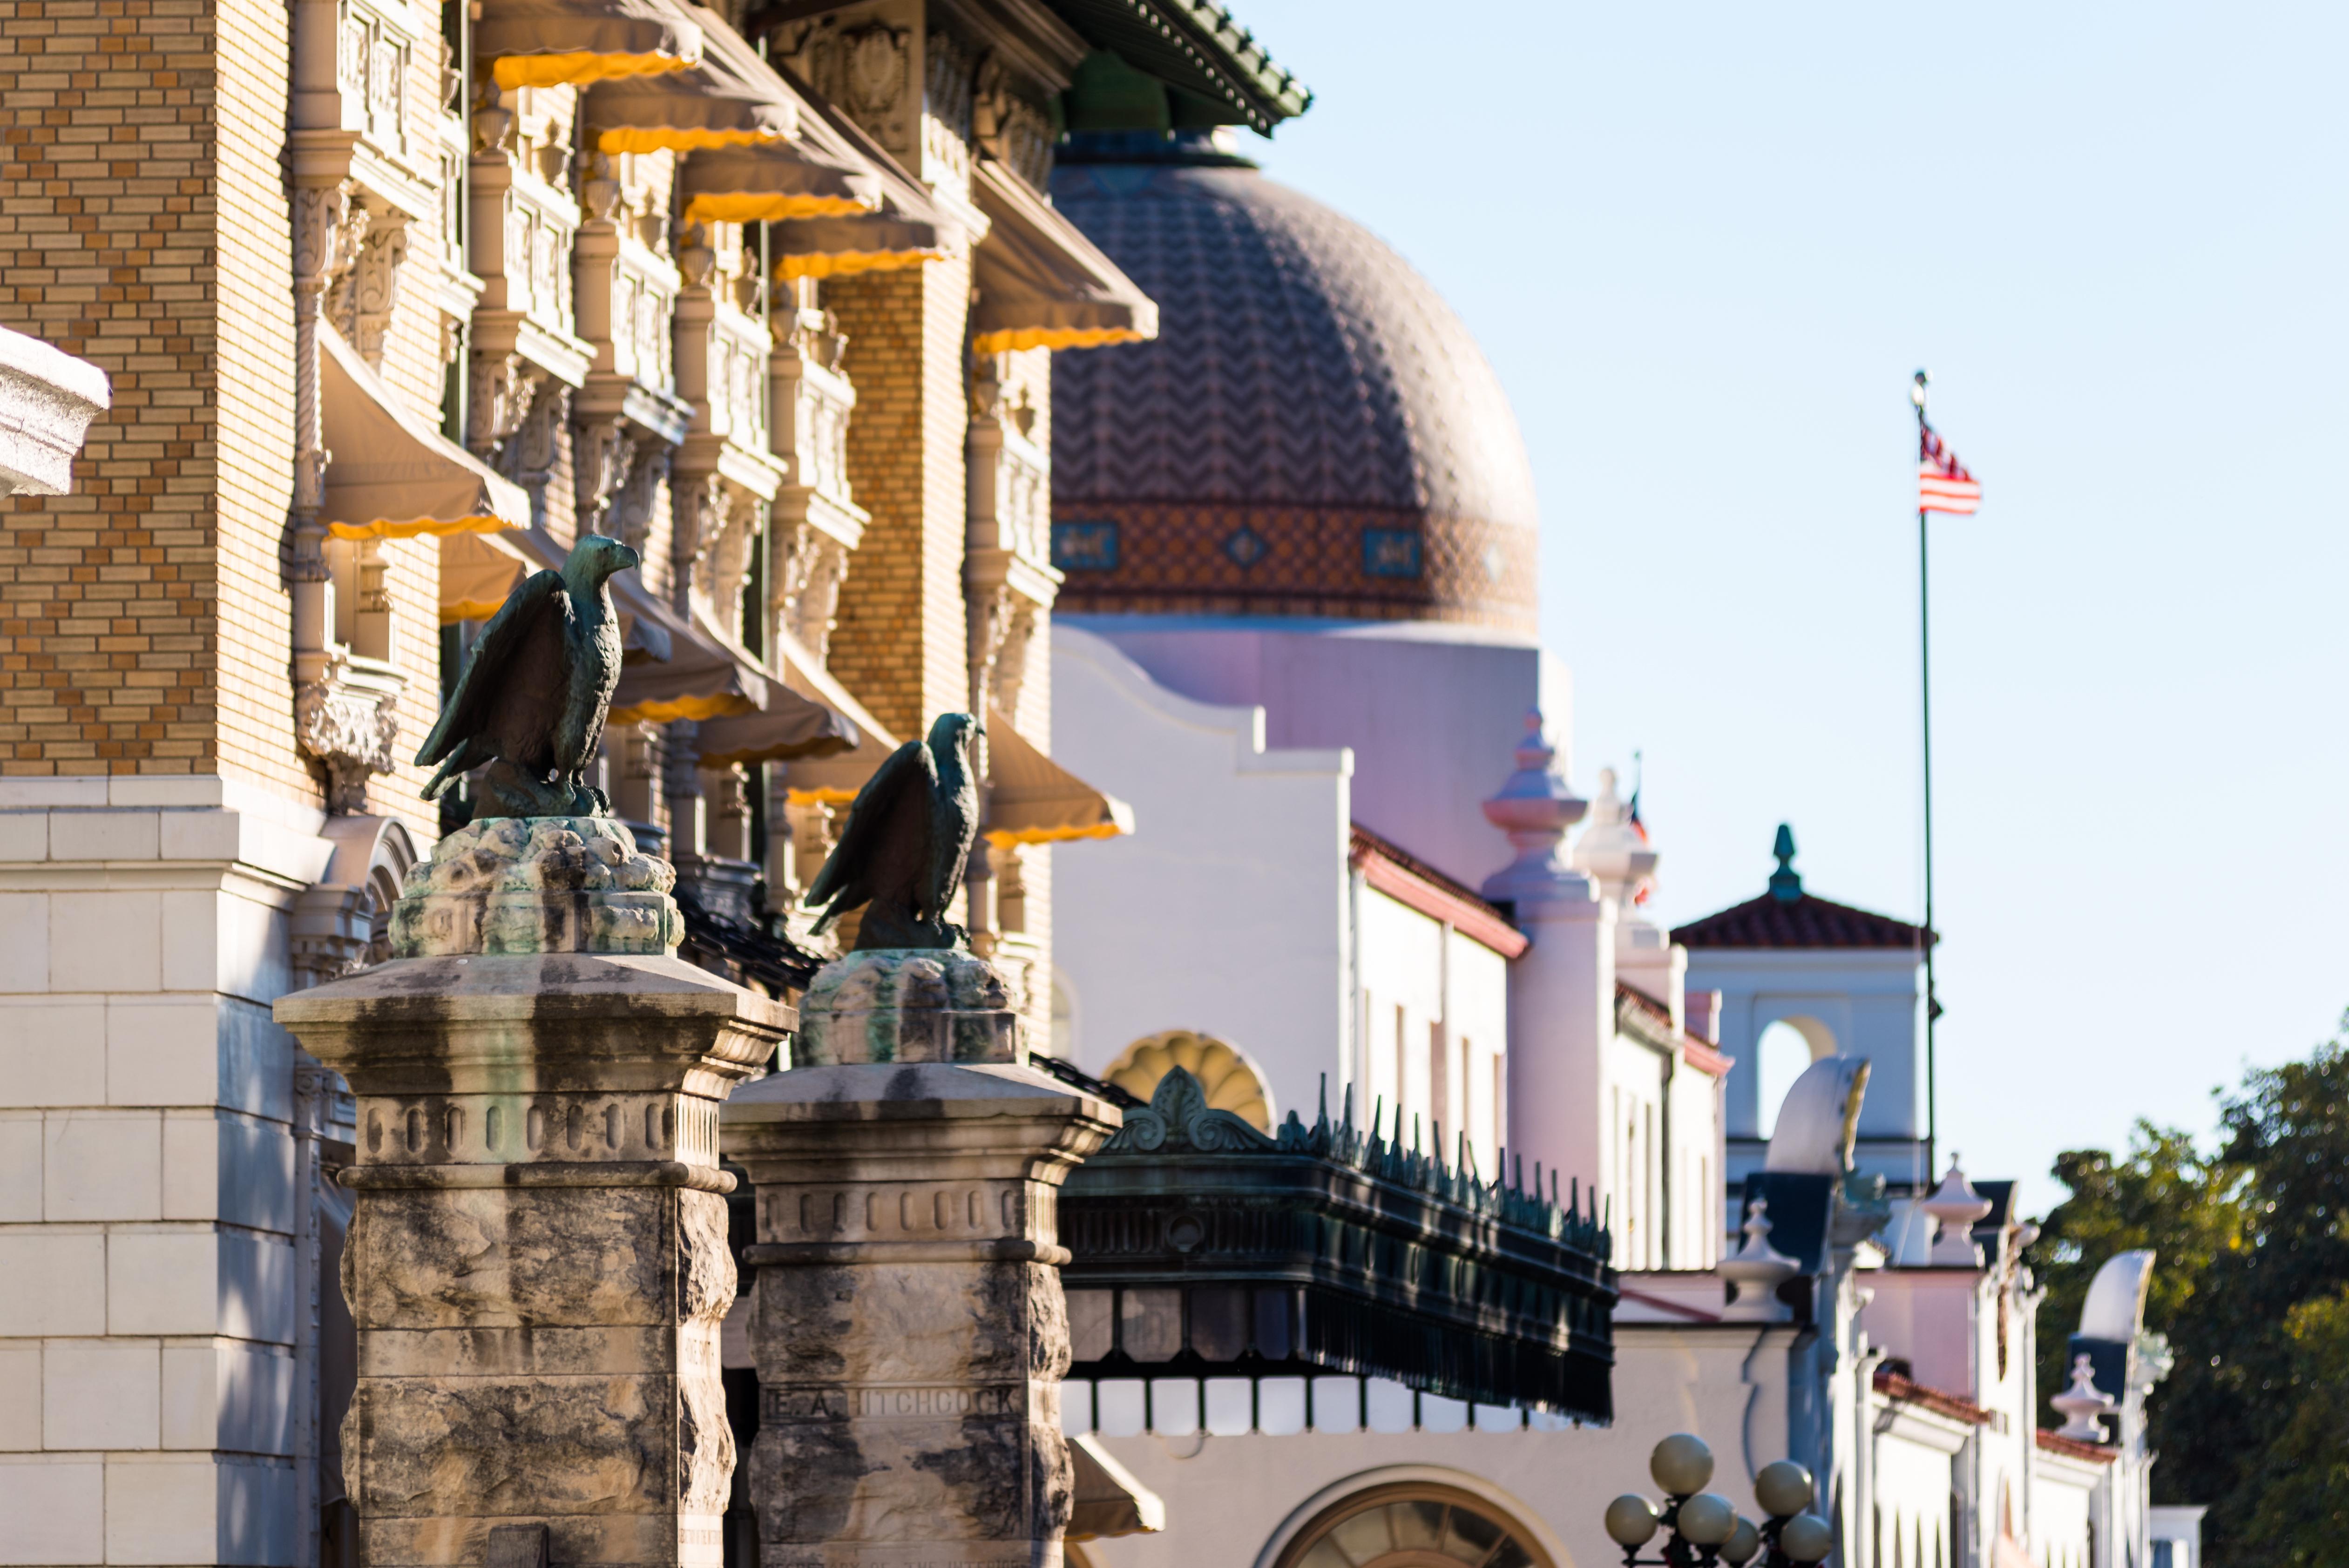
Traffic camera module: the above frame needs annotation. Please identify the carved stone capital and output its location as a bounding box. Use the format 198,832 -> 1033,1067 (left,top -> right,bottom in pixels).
294,654 -> 404,815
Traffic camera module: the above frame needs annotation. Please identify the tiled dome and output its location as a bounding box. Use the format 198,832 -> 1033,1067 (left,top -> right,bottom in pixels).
1047,153 -> 1539,631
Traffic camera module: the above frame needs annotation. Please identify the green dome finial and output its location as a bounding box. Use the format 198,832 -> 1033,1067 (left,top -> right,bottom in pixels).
1768,824 -> 1802,903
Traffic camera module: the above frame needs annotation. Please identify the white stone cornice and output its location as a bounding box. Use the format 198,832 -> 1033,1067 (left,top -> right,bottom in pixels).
0,323 -> 109,495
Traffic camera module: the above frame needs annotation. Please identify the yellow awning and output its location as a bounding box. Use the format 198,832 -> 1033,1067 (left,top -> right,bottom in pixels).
968,156 -> 1157,357
477,0 -> 702,89
607,594 -> 767,725
438,530 -> 528,623
583,5 -> 795,153
320,326 -> 528,543
678,144 -> 881,228
772,217 -> 950,280
692,698 -> 858,766
765,59 -> 967,280
983,709 -> 1134,847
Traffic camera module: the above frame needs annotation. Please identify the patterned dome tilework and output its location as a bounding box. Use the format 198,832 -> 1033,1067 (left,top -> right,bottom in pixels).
1049,161 -> 1539,630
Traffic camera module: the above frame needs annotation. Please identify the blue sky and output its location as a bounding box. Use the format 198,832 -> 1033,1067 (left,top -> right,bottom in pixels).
1233,1 -> 2349,1212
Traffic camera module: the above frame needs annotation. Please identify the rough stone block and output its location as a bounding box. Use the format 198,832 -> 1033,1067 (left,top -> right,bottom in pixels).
0,1454 -> 105,1566
724,1053 -> 1116,1567
44,1108 -> 162,1221
794,949 -> 1025,1066
277,943 -> 791,1568
44,1339 -> 160,1451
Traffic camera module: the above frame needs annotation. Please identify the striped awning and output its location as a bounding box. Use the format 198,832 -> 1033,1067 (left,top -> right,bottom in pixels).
476,0 -> 702,89
678,143 -> 881,228
766,60 -> 967,280
582,5 -> 795,153
983,710 -> 1133,846
968,157 -> 1156,356
320,326 -> 528,543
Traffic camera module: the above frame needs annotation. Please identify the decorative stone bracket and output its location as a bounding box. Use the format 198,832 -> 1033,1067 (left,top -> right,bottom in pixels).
294,649 -> 405,815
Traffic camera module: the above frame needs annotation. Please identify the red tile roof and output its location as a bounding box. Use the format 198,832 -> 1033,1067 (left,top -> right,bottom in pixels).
1874,1366 -> 1994,1426
2034,1429 -> 2117,1464
1615,983 -> 1734,1078
1672,891 -> 1934,952
1350,825 -> 1529,959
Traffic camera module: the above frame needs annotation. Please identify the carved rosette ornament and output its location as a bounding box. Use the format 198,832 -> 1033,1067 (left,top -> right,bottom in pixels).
294,652 -> 402,814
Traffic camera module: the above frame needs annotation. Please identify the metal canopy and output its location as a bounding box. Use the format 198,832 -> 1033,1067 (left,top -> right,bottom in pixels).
1059,1068 -> 1617,1419
968,157 -> 1157,355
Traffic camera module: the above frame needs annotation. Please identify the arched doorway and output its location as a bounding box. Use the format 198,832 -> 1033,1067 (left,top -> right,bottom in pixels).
1104,1029 -> 1273,1132
1274,1483 -> 1553,1568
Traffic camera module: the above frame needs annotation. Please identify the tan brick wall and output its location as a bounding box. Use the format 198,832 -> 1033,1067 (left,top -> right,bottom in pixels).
0,0 -> 233,779
821,252 -> 970,742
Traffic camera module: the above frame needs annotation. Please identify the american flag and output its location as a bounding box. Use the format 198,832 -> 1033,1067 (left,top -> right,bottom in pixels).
1918,423 -> 1982,514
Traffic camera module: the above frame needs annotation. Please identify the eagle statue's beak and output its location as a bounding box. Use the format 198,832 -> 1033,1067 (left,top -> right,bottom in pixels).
614,542 -> 641,571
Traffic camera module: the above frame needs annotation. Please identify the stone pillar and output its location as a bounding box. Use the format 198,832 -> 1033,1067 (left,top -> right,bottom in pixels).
275,816 -> 792,1568
722,949 -> 1118,1567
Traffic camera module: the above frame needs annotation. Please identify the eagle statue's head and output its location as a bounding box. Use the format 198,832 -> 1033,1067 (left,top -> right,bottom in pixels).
562,533 -> 641,595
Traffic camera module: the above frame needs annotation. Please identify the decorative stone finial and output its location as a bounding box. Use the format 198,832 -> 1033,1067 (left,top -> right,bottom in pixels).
1769,823 -> 1803,903
389,815 -> 681,956
1573,764 -> 1659,911
1481,709 -> 1590,903
1922,1153 -> 1995,1267
2051,1353 -> 2117,1442
1719,1197 -> 1800,1319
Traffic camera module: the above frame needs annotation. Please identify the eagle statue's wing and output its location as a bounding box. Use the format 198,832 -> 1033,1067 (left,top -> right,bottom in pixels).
925,750 -> 979,919
415,569 -> 565,777
803,738 -> 936,932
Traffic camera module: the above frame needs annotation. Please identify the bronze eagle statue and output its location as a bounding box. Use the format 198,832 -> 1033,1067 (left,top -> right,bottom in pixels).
417,533 -> 639,818
804,712 -> 982,950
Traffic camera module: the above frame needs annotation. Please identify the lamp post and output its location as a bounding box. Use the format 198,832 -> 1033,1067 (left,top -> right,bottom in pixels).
1605,1435 -> 1836,1568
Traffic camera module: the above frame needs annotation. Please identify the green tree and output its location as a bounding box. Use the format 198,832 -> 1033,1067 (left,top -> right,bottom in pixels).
2029,1126 -> 2247,1518
2026,1027 -> 2349,1568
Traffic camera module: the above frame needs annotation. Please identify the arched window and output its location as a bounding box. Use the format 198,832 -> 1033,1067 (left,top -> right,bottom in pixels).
1104,1030 -> 1272,1132
1275,1484 -> 1551,1568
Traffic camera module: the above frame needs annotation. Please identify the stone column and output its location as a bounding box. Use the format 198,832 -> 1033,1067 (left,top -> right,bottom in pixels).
276,816 -> 792,1568
722,950 -> 1119,1567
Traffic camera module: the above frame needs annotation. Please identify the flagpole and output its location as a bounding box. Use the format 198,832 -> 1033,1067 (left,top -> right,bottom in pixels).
1910,370 -> 1939,1187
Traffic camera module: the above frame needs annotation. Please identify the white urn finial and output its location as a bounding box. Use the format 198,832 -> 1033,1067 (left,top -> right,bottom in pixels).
1719,1197 -> 1800,1320
1481,709 -> 1590,903
2051,1353 -> 2117,1442
1922,1153 -> 1995,1267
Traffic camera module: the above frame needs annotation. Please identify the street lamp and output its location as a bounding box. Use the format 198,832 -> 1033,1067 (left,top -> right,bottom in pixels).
1604,1436 -> 1836,1568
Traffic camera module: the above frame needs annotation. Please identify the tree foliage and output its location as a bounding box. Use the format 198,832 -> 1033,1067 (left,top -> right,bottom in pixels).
2026,1027 -> 2349,1568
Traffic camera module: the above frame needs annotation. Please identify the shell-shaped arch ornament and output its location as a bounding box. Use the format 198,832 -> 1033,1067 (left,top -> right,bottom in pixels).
1104,1030 -> 1272,1133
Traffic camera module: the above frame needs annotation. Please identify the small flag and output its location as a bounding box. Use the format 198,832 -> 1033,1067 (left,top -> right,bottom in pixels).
1918,423 -> 1982,515
1626,761 -> 1654,906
